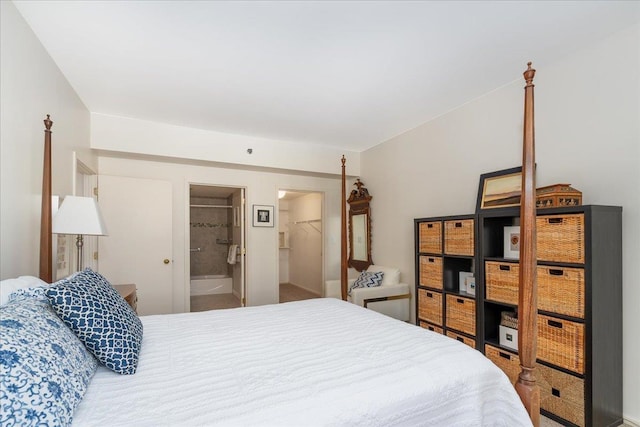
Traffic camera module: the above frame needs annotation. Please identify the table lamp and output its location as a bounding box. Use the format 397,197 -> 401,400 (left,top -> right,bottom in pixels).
53,196 -> 108,272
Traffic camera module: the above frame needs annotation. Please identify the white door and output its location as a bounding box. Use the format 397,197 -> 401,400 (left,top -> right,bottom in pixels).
98,175 -> 173,315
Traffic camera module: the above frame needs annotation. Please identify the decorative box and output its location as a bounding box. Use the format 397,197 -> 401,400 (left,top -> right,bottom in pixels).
536,184 -> 582,208
500,311 -> 518,329
499,325 -> 518,351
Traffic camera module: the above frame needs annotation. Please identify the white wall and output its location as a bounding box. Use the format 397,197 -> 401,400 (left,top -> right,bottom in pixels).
98,155 -> 343,312
288,193 -> 323,295
0,1 -> 94,279
91,113 -> 361,177
362,24 -> 640,422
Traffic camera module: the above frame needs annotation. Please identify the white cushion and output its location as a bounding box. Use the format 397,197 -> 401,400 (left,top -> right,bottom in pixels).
367,265 -> 400,286
0,276 -> 49,306
349,282 -> 411,321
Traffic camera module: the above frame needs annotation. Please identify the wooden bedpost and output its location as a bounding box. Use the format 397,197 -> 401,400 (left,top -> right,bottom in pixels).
340,155 -> 348,300
515,63 -> 540,426
39,115 -> 53,283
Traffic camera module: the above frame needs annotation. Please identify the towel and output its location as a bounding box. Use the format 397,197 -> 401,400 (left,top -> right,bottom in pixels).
227,244 -> 238,265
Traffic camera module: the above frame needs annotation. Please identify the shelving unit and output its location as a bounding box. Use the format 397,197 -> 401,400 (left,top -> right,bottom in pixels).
415,205 -> 622,427
415,214 -> 476,349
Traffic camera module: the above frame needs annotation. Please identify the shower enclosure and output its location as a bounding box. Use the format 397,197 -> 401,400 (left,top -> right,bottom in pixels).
189,185 -> 244,309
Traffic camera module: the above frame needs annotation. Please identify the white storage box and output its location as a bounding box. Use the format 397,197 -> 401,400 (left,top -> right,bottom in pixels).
499,325 -> 518,351
459,271 -> 473,294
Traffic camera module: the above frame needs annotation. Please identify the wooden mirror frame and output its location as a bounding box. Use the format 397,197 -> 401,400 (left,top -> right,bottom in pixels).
347,179 -> 373,272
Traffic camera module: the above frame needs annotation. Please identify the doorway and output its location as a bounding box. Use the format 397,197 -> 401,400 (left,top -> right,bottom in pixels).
278,190 -> 323,303
189,184 -> 246,312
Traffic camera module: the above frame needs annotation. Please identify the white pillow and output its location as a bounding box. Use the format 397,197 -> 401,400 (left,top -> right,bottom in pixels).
348,271 -> 384,296
0,276 -> 49,305
367,265 -> 400,286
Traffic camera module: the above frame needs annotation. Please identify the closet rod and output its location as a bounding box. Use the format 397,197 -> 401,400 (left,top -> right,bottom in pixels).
293,219 -> 321,233
190,204 -> 233,208
293,219 -> 321,224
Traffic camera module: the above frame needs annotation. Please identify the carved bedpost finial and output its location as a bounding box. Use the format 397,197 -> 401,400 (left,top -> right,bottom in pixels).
44,114 -> 53,131
341,155 -> 346,167
523,62 -> 536,87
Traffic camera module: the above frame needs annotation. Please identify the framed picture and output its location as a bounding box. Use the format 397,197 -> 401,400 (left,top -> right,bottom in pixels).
252,205 -> 274,227
476,166 -> 522,211
504,226 -> 520,259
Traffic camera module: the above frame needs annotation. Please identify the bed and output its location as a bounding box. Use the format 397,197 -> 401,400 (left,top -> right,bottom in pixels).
2,63 -> 540,426
1,274 -> 531,426
71,298 -> 530,426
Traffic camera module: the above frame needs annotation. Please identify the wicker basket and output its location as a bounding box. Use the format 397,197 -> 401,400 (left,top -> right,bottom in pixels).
537,363 -> 585,427
419,256 -> 443,289
419,221 -> 442,254
419,321 -> 443,334
418,289 -> 442,326
485,262 -> 585,319
446,330 -> 475,349
537,314 -> 585,374
444,219 -> 474,256
538,266 -> 585,319
485,344 -> 520,385
537,214 -> 585,263
445,294 -> 475,336
485,261 -> 519,305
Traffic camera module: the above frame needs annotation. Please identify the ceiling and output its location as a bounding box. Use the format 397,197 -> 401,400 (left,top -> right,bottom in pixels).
14,1 -> 640,152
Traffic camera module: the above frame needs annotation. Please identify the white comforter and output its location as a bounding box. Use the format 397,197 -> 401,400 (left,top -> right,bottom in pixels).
73,298 -> 531,426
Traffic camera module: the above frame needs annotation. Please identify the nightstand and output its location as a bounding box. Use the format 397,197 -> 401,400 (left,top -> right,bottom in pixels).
114,284 -> 137,313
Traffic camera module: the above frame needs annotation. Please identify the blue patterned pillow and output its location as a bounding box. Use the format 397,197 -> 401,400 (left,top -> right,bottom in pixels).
0,295 -> 97,427
45,269 -> 143,375
348,271 -> 384,296
9,285 -> 48,302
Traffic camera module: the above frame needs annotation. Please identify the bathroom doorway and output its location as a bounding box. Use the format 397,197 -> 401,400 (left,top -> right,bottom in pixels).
189,184 -> 245,312
278,190 -> 323,303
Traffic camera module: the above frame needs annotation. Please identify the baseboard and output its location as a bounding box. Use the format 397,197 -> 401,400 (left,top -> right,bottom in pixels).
284,282 -> 321,296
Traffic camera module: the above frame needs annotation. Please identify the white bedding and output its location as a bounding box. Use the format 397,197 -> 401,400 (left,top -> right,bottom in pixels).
73,298 -> 531,426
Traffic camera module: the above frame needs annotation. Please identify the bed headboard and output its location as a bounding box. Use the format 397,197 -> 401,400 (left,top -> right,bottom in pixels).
39,115 -> 53,283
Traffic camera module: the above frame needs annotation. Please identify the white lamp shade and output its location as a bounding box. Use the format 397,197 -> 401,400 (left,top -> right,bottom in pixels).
53,196 -> 108,236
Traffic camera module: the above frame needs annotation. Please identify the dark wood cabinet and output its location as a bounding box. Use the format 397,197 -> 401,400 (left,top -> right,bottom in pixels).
415,214 -> 476,349
415,205 -> 622,427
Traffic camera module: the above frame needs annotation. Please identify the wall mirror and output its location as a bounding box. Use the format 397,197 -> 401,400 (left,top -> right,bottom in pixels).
348,179 -> 372,271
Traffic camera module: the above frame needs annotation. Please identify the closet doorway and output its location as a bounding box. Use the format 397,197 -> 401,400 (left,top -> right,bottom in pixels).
278,190 -> 323,303
189,184 -> 246,312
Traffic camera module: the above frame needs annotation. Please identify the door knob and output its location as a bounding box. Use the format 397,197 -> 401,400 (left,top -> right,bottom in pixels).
163,259 -> 170,264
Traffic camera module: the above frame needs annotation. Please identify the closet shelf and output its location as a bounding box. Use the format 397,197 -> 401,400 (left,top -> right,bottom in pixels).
293,219 -> 321,233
